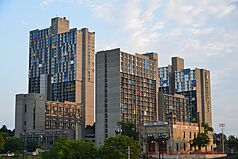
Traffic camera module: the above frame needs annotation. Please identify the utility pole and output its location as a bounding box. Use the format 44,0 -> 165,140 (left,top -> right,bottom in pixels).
219,123 -> 225,154
128,146 -> 130,159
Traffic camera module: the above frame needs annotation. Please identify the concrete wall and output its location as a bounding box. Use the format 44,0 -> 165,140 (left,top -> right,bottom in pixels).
95,49 -> 120,146
200,69 -> 212,127
15,93 -> 46,137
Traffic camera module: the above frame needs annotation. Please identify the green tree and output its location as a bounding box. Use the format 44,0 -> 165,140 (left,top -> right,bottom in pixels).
42,137 -> 98,159
190,133 -> 210,150
116,121 -> 139,140
26,139 -> 39,152
213,133 -> 227,151
227,135 -> 238,153
190,123 -> 213,151
0,125 -> 14,137
100,135 -> 140,159
0,133 -> 4,152
4,137 -> 21,153
202,123 -> 214,133
42,137 -> 72,159
71,140 -> 97,159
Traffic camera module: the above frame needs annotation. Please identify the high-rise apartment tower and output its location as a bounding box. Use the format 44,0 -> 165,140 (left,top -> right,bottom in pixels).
28,17 -> 95,126
158,57 -> 212,127
95,48 -> 158,146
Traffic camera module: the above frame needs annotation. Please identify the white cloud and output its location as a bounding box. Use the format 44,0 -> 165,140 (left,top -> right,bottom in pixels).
40,0 -> 54,7
209,2 -> 236,18
142,0 -> 162,21
164,0 -> 195,25
90,1 -> 116,23
151,21 -> 165,31
212,64 -> 237,85
166,29 -> 182,37
40,0 -> 91,7
102,42 -> 118,50
190,28 -> 213,35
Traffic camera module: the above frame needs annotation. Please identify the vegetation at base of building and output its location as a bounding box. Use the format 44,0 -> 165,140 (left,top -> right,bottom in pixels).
42,137 -> 97,159
3,137 -> 22,153
42,135 -> 140,159
0,134 -> 4,152
0,125 -> 39,155
0,125 -> 14,137
226,153 -> 238,159
26,139 -> 39,152
213,132 -> 227,151
190,123 -> 213,150
227,135 -> 238,152
116,120 -> 139,141
214,132 -> 238,154
0,125 -> 19,154
101,135 -> 140,159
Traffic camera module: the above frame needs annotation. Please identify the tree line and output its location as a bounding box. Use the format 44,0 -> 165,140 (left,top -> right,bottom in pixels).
0,125 -> 39,154
1,122 -> 238,158
42,135 -> 140,159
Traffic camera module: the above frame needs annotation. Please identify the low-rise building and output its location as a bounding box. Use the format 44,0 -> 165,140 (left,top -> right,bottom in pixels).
15,93 -> 46,138
15,93 -> 83,147
45,101 -> 82,131
142,122 -> 199,157
20,130 -> 70,149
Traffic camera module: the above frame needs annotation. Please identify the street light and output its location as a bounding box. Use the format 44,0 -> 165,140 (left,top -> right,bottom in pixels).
40,135 -> 43,149
116,129 -> 122,135
219,123 -> 225,154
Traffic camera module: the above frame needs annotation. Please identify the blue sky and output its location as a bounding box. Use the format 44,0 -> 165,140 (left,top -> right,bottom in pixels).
0,0 -> 238,136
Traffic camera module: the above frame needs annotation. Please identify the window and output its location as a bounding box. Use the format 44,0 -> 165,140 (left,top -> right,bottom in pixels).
25,104 -> 27,113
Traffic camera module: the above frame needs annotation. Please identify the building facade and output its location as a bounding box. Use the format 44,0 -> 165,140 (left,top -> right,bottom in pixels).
158,57 -> 212,127
28,17 -> 95,126
15,93 -> 82,141
158,93 -> 190,123
20,130 -> 70,149
15,94 -> 46,138
142,122 -> 199,157
95,48 -> 158,146
45,101 -> 82,131
158,65 -> 172,93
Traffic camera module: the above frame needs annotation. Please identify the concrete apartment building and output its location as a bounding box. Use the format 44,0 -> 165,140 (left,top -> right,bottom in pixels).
158,57 -> 212,127
158,93 -> 190,123
15,93 -> 82,146
15,94 -> 46,138
95,48 -> 158,146
28,17 -> 95,126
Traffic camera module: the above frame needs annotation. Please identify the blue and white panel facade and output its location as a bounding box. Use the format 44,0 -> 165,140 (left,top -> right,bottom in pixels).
175,69 -> 196,92
158,66 -> 170,87
50,30 -> 77,84
29,28 -> 51,93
